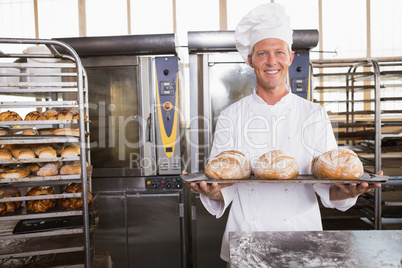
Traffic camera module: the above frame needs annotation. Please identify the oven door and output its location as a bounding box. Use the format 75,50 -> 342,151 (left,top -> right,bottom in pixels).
82,56 -> 155,177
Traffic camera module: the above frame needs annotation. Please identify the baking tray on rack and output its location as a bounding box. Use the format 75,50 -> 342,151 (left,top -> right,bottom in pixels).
181,171 -> 389,184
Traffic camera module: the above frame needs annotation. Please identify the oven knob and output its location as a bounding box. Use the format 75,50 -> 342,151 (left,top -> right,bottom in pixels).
165,181 -> 173,189
151,181 -> 159,188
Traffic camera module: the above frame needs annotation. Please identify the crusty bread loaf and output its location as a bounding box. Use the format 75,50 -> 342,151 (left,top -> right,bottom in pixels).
61,144 -> 80,157
60,162 -> 82,175
0,186 -> 21,215
21,128 -> 39,135
72,110 -> 88,120
44,109 -> 58,119
311,148 -> 364,180
61,183 -> 92,210
254,150 -> 299,179
26,186 -> 57,212
205,150 -> 251,180
0,148 -> 12,160
57,110 -> 75,120
25,163 -> 40,172
24,111 -> 46,121
53,128 -> 80,136
0,166 -> 30,179
37,163 -> 59,176
38,148 -> 57,159
0,111 -> 22,121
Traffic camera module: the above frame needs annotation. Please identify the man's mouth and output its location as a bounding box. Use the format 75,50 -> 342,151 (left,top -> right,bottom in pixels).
265,70 -> 279,74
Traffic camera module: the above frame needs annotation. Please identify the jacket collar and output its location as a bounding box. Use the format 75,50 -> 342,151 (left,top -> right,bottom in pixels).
251,85 -> 294,106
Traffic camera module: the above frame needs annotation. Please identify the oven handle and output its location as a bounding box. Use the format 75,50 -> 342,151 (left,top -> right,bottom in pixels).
146,113 -> 152,142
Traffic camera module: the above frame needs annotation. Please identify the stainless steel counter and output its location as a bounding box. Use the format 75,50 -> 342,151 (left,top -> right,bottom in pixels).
230,230 -> 402,268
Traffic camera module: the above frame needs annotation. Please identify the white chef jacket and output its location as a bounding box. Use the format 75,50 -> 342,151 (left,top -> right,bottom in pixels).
200,86 -> 358,262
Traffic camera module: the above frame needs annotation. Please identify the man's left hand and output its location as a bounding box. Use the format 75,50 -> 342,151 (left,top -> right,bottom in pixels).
330,171 -> 383,201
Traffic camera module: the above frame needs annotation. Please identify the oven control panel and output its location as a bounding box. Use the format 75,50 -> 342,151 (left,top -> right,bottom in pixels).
145,176 -> 183,190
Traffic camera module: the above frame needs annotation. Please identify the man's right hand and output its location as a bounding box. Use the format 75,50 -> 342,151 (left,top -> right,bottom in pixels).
187,181 -> 234,200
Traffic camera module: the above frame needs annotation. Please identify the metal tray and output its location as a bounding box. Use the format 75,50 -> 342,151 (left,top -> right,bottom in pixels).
181,171 -> 389,184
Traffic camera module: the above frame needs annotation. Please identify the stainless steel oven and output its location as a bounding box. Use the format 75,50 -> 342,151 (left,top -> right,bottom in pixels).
57,34 -> 186,268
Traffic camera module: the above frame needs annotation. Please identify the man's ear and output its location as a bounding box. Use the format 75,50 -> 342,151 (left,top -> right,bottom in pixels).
248,54 -> 253,67
288,51 -> 295,66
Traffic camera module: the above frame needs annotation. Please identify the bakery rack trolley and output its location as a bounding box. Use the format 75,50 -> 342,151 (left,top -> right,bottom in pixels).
0,38 -> 92,267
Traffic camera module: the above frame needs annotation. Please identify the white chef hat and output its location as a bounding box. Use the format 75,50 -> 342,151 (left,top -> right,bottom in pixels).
235,3 -> 293,64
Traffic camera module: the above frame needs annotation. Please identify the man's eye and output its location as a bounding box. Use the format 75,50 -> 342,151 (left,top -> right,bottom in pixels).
258,52 -> 265,56
277,51 -> 284,55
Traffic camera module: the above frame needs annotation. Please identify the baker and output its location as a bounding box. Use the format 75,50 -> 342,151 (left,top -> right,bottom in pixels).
187,3 -> 382,264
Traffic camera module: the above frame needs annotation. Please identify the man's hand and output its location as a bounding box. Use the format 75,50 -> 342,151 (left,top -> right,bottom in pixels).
330,171 -> 383,201
182,171 -> 234,200
187,181 -> 234,200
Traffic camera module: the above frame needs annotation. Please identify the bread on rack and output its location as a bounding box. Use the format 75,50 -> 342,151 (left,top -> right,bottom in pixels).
311,148 -> 364,180
53,128 -> 80,137
25,186 -> 57,213
11,147 -> 35,159
0,128 -> 11,136
25,163 -> 40,172
205,150 -> 251,180
37,163 -> 59,176
72,110 -> 88,120
0,111 -> 22,121
61,144 -> 80,157
33,145 -> 53,157
0,186 -> 22,215
38,128 -> 57,135
0,148 -> 12,160
60,161 -> 84,175
21,128 -> 39,135
44,109 -> 58,120
56,110 -> 75,120
0,166 -> 30,179
24,111 -> 46,121
60,183 -> 92,210
254,150 -> 299,179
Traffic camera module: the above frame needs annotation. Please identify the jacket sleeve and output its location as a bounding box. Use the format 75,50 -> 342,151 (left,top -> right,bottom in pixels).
313,183 -> 358,211
200,185 -> 237,218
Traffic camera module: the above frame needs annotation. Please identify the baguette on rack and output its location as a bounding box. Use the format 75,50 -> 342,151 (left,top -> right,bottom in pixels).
311,148 -> 364,180
205,150 -> 251,180
254,150 -> 299,179
0,148 -> 12,160
53,128 -> 80,136
0,166 -> 30,179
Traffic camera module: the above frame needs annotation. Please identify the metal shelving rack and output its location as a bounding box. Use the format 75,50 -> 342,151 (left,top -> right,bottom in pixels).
0,38 -> 92,267
312,57 -> 402,230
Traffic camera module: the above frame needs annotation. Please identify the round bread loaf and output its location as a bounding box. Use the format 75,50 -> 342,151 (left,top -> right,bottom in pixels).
311,148 -> 364,180
37,163 -> 59,176
254,150 -> 299,179
61,183 -> 92,210
0,111 -> 22,121
26,186 -> 57,213
72,110 -> 88,120
44,109 -> 58,119
205,150 -> 251,180
57,110 -> 75,120
0,166 -> 30,179
24,111 -> 46,121
0,148 -> 12,160
0,186 -> 22,215
25,163 -> 40,172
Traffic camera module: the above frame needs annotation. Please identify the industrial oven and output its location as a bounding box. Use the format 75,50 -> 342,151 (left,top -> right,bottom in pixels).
186,30 -> 319,268
58,34 -> 186,268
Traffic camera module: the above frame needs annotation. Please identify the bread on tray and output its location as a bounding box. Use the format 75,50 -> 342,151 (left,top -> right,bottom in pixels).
205,150 -> 251,180
254,150 -> 299,179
